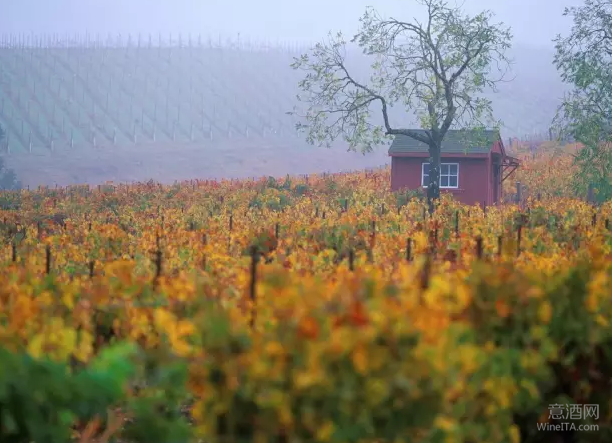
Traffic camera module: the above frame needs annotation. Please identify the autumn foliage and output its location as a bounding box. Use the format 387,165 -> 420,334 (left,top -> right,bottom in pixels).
0,161 -> 611,442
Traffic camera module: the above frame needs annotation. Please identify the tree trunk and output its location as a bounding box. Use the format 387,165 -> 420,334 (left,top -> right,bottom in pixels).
427,141 -> 442,214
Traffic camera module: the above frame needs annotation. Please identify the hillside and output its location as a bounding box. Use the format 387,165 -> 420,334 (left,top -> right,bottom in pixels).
0,45 -> 303,152
0,40 -> 567,186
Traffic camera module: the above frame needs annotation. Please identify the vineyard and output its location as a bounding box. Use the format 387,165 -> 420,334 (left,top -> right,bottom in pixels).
0,147 -> 610,442
0,42 -> 302,154
0,35 -> 564,156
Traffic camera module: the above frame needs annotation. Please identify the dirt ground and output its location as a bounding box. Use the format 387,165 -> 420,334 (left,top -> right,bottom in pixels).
3,136 -> 390,187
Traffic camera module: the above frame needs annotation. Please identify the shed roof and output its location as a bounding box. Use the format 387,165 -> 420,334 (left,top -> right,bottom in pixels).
388,129 -> 501,155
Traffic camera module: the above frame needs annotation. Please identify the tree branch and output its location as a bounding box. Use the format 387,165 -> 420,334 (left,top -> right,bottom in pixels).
291,0 -> 512,157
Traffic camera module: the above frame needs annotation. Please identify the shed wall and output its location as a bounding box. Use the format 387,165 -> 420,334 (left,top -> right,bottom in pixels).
390,157 -> 490,206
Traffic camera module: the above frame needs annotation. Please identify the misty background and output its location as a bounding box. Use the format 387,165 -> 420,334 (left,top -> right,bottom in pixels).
0,0 -> 581,186
1,0 -> 579,47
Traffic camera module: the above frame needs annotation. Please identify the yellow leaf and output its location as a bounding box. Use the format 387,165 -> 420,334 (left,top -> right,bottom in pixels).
352,344 -> 368,375
434,415 -> 456,431
315,421 -> 335,442
175,320 -> 195,337
59,328 -> 77,360
294,371 -> 319,390
154,308 -> 176,330
75,330 -> 94,362
538,301 -> 552,324
264,341 -> 284,357
27,334 -> 44,359
509,425 -> 520,443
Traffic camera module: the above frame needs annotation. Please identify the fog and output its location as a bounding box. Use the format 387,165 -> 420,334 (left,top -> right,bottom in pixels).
2,0 -> 579,47
0,0 -> 584,186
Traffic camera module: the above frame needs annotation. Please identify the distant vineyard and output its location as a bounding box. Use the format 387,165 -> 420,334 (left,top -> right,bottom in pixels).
0,37 -> 305,153
0,34 -> 566,155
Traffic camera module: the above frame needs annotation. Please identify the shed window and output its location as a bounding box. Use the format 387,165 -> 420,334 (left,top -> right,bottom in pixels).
421,163 -> 459,189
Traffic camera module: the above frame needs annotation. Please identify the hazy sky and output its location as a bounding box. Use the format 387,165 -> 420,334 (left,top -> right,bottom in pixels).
1,0 -> 580,48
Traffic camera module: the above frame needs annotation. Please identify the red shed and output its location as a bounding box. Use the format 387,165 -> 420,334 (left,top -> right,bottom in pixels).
389,129 -> 519,206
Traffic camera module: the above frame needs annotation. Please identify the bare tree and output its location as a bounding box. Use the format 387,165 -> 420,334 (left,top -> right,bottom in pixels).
290,0 -> 512,212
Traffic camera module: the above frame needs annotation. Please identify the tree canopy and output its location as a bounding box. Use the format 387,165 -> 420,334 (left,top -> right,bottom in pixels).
553,0 -> 612,201
290,0 -> 512,210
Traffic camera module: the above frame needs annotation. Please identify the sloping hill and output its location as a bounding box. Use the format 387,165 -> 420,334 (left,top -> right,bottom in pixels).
0,40 -> 567,186
0,44 -> 304,153
0,42 -> 567,150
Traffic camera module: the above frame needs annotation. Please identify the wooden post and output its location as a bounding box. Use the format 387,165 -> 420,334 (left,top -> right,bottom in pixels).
420,254 -> 431,290
371,220 -> 376,243
592,212 -> 597,227
606,219 -> 610,230
475,236 -> 483,259
406,238 -> 412,262
455,211 -> 459,236
249,245 -> 259,329
89,261 -> 95,278
348,248 -> 354,271
275,222 -> 280,239
45,245 -> 51,274
515,182 -> 522,205
154,249 -> 162,282
12,243 -> 16,262
587,184 -> 594,204
497,235 -> 503,258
